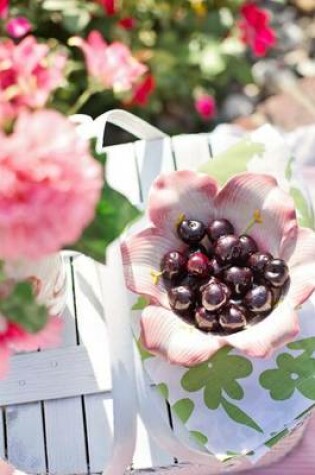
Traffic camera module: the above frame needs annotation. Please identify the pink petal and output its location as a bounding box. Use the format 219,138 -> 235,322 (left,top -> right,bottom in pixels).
140,305 -> 225,366
0,346 -> 10,378
12,317 -> 63,352
148,170 -> 218,236
140,300 -> 299,366
0,460 -> 15,475
281,227 -> 315,308
223,300 -> 299,358
215,173 -> 297,256
121,227 -> 180,308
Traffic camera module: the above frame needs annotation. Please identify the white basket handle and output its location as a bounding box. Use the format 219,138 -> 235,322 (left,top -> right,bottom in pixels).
93,109 -> 168,153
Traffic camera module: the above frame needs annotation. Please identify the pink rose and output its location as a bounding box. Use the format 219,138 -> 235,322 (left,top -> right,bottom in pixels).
0,0 -> 8,19
0,109 -> 103,260
98,0 -> 116,15
195,94 -> 216,120
129,74 -> 155,106
118,16 -> 136,30
0,316 -> 62,378
70,31 -> 147,92
122,171 -> 315,366
0,36 -> 66,125
239,2 -> 276,57
6,16 -> 32,38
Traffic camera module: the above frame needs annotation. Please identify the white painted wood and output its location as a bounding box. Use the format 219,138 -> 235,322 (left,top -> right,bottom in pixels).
133,137 -> 175,206
0,411 -> 5,458
73,255 -> 114,474
171,134 -> 211,170
5,402 -> 46,474
43,258 -> 87,475
105,143 -> 141,206
0,345 -> 112,406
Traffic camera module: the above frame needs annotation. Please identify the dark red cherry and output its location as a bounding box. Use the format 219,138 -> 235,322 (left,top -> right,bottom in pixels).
207,219 -> 234,241
161,251 -> 187,281
195,307 -> 219,331
168,285 -> 195,313
209,257 -> 227,277
223,266 -> 253,297
187,252 -> 211,279
214,235 -> 241,265
247,252 -> 273,276
185,244 -> 208,258
219,304 -> 247,331
244,285 -> 273,313
201,278 -> 230,312
264,259 -> 289,288
177,219 -> 206,244
239,235 -> 258,262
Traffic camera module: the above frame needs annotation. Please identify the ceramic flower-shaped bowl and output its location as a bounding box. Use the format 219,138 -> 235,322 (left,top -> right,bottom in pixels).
121,171 -> 315,366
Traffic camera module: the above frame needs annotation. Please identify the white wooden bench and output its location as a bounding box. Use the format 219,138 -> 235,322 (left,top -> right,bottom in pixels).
0,111 -> 315,475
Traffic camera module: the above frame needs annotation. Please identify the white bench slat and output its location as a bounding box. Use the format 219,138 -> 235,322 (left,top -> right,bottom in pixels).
105,143 -> 141,206
134,137 -> 175,206
73,256 -> 113,474
0,411 -> 5,458
6,402 -> 46,474
0,344 -> 112,407
172,134 -> 211,170
43,258 -> 88,475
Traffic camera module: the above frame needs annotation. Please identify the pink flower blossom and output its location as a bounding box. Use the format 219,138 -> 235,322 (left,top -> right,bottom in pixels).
0,0 -> 8,19
0,109 -> 103,260
118,16 -> 136,30
121,170 -> 315,366
99,0 -> 116,15
129,74 -> 155,106
0,316 -> 62,377
195,94 -> 216,120
70,31 -> 147,92
0,36 -> 66,125
6,16 -> 32,38
239,2 -> 276,57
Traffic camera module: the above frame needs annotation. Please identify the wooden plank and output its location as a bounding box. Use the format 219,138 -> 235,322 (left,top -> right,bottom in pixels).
133,137 -> 175,206
5,401 -> 46,474
0,345 -> 112,407
73,256 -> 114,474
105,143 -> 141,206
171,134 -> 211,170
0,410 -> 5,458
43,257 -> 87,475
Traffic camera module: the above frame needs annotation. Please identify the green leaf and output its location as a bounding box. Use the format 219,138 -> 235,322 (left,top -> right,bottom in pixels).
136,339 -> 154,361
132,296 -> 149,311
70,184 -> 141,263
190,430 -> 208,446
63,8 -> 91,33
0,281 -> 49,333
297,377 -> 315,400
224,380 -> 244,401
156,383 -> 169,400
289,187 -> 315,229
181,363 -> 211,392
173,398 -> 194,424
198,139 -> 265,185
221,397 -> 263,433
265,429 -> 289,448
288,337 -> 315,354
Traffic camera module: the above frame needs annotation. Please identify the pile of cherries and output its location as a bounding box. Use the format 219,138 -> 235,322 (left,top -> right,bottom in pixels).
160,218 -> 290,334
